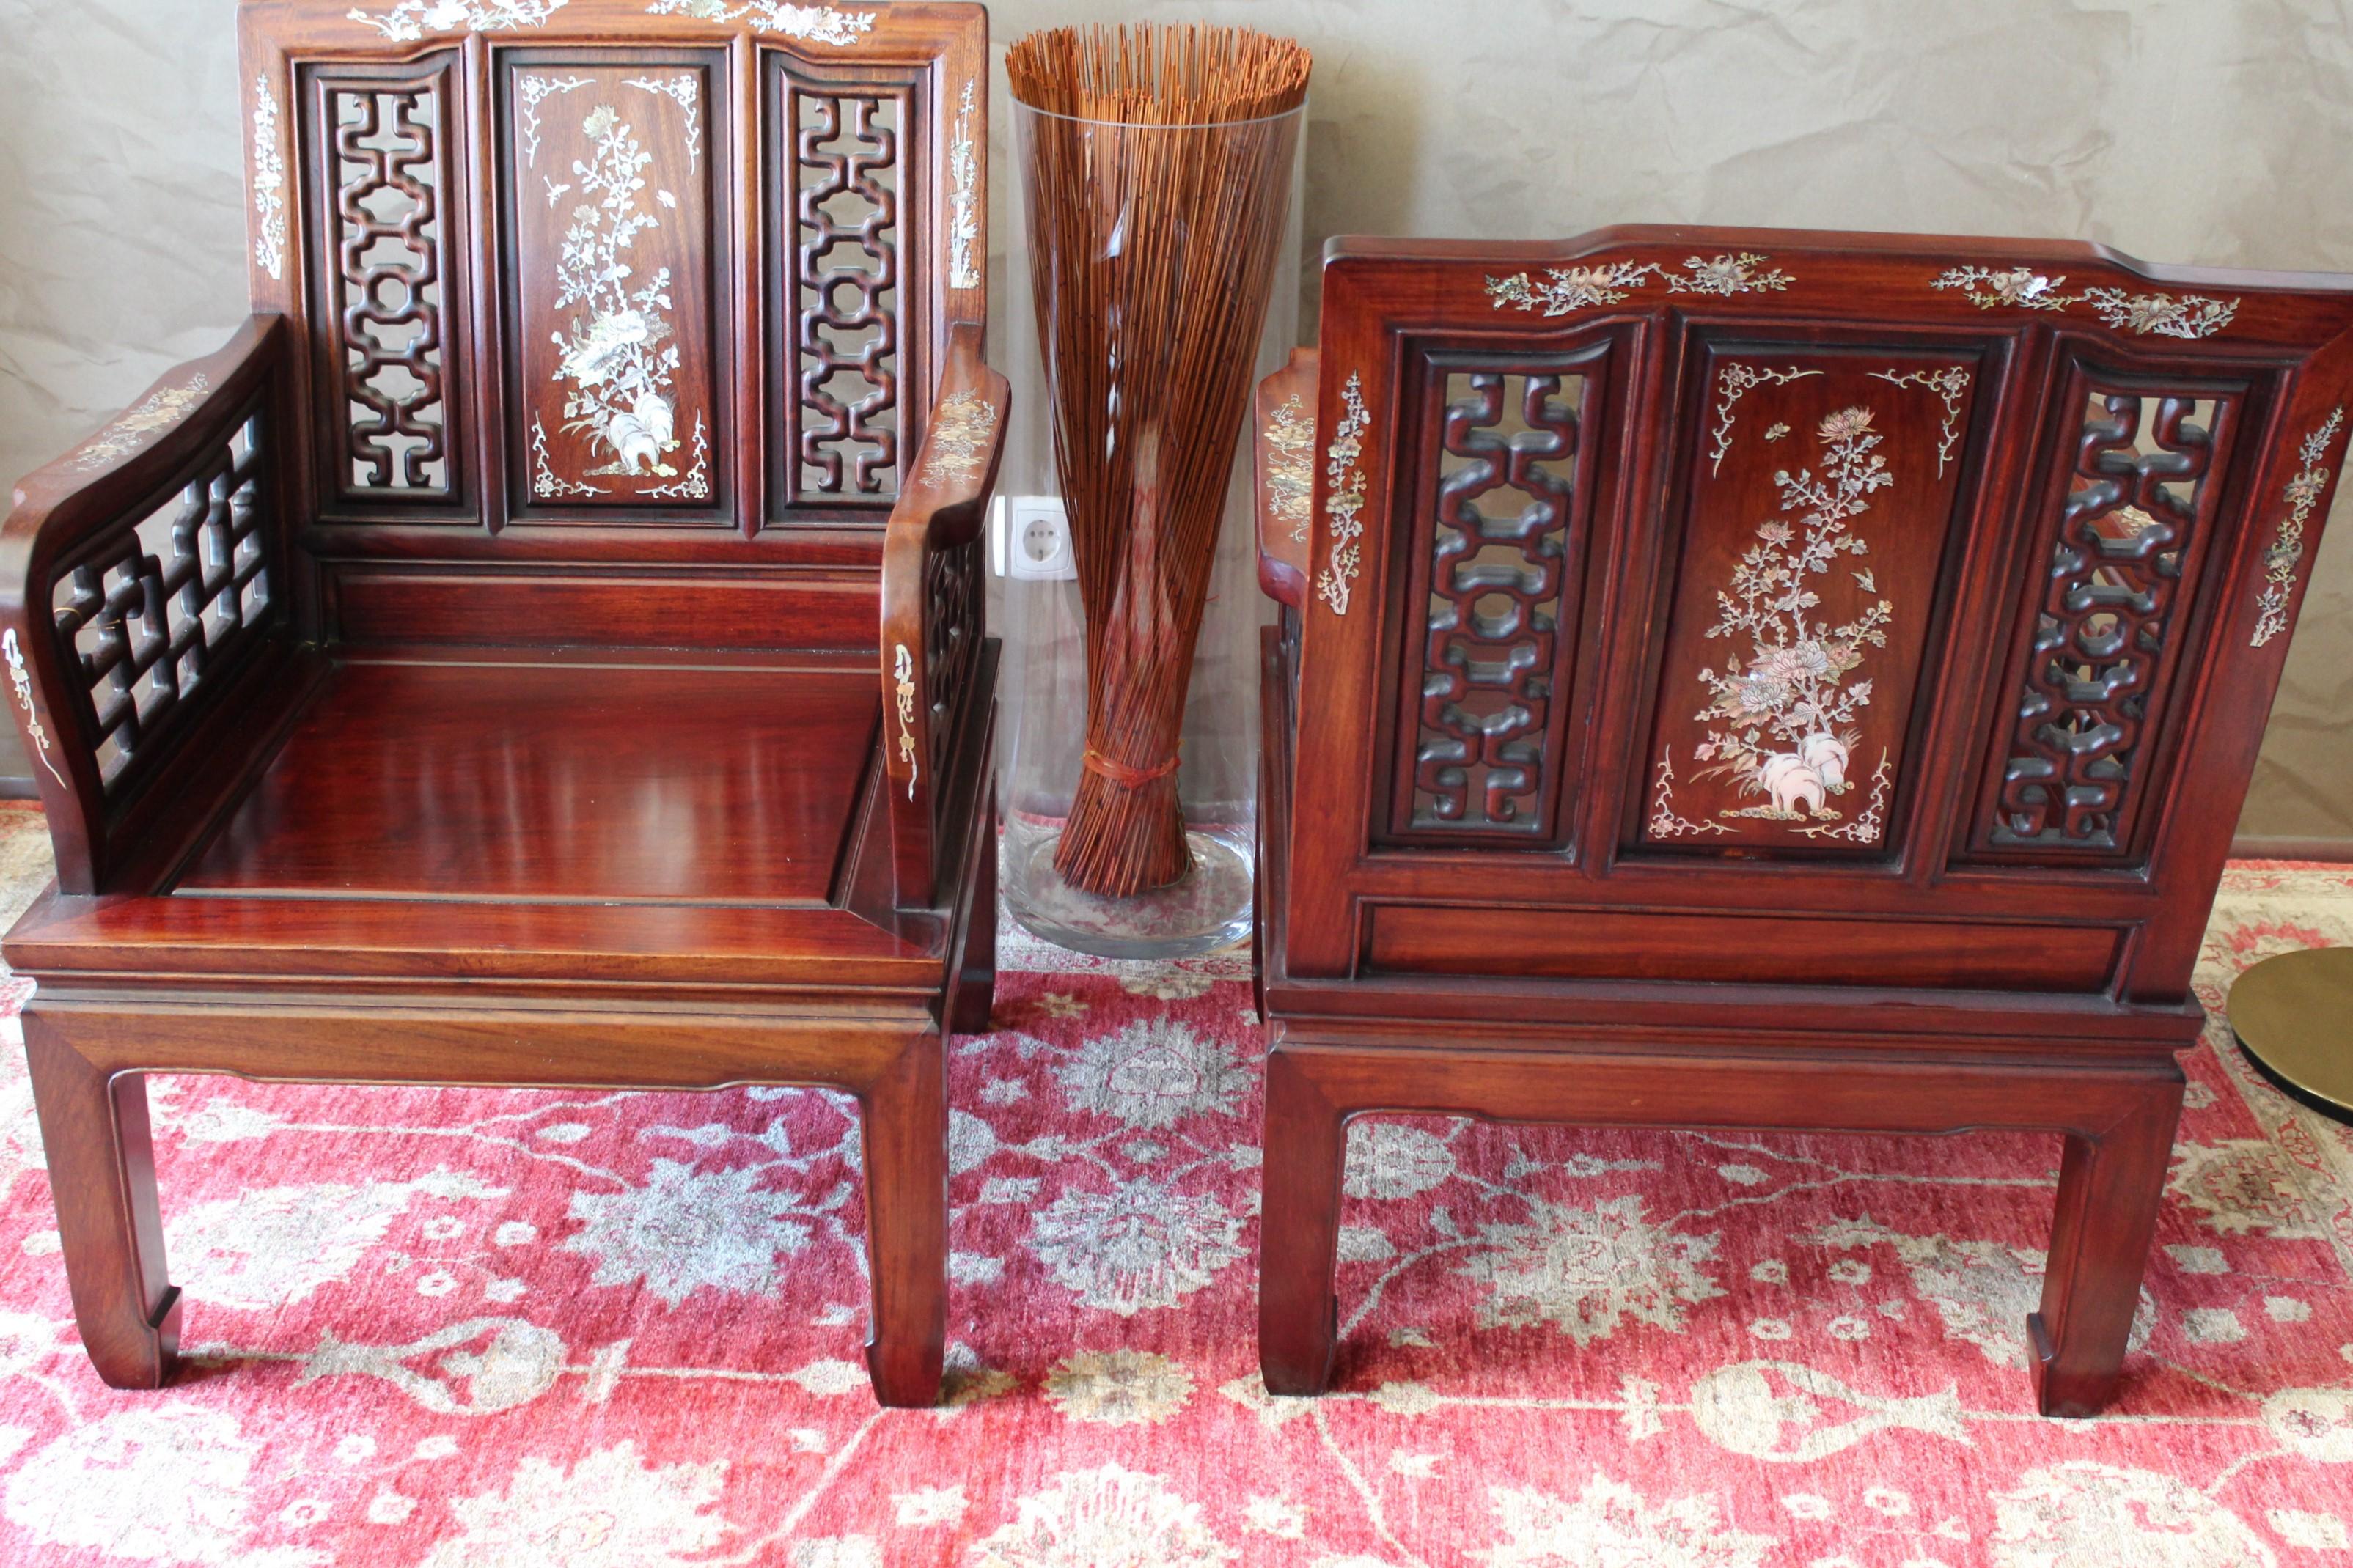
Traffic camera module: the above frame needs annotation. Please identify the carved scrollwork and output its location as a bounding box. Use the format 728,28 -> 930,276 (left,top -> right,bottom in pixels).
1992,393 -> 2220,850
54,414 -> 276,791
1314,373 -> 1369,616
1931,266 -> 2238,340
1408,371 -> 1581,831
796,92 -> 900,498
331,87 -> 452,497
1486,252 -> 1793,317
2250,408 -> 2345,648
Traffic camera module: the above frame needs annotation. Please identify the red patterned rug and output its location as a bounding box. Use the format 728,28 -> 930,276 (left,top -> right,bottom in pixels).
0,806 -> 2348,1564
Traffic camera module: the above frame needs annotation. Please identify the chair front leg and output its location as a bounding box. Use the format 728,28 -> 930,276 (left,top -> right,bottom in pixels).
1259,1045 -> 1347,1395
952,789 -> 999,1036
861,1030 -> 948,1407
24,1015 -> 179,1388
2031,1072 -> 2184,1418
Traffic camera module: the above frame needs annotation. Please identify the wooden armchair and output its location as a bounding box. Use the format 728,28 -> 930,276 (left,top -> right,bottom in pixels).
0,0 -> 1003,1408
1252,227 -> 2353,1416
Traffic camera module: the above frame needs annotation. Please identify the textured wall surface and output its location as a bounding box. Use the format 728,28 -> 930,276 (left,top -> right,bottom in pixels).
3,0 -> 2349,840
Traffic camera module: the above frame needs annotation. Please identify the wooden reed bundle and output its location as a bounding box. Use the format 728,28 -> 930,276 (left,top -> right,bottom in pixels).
1009,24 -> 1310,897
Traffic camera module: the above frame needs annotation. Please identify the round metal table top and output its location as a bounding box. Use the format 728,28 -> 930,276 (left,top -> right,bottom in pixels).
2229,946 -> 2353,1124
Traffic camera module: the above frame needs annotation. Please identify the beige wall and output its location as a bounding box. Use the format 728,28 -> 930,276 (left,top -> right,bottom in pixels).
4,0 -> 2349,841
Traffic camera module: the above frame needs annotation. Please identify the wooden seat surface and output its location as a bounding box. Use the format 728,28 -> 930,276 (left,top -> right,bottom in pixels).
178,658 -> 876,907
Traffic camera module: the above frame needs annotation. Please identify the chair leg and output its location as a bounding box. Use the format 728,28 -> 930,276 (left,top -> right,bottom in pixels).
861,1031 -> 947,1408
23,1017 -> 179,1390
951,794 -> 999,1036
1259,1047 -> 1346,1396
2030,1075 -> 2183,1418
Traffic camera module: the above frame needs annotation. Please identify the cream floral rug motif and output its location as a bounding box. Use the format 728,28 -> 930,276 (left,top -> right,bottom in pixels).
0,805 -> 2347,1564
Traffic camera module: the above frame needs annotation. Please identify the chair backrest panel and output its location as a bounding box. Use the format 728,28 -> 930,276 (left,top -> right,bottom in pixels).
1287,227 -> 2353,999
240,0 -> 988,646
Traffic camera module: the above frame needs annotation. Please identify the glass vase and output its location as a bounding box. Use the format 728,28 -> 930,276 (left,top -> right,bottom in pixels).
994,95 -> 1306,960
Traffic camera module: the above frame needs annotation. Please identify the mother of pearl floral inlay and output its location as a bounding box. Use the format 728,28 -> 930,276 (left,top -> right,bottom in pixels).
3,630 -> 66,789
72,375 -> 212,472
645,0 -> 876,42
2253,406 -> 2346,648
250,75 -> 287,282
1932,264 -> 2239,339
1314,372 -> 1369,615
947,80 -> 981,290
1487,251 -> 1794,316
348,0 -> 569,39
1688,405 -> 1895,840
522,78 -> 712,501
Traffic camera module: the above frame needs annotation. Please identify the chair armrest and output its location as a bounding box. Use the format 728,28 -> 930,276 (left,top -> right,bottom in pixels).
1,314 -> 305,895
880,321 -> 1010,910
1255,347 -> 1318,608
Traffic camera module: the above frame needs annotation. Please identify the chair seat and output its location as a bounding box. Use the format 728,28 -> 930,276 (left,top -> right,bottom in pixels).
4,651 -> 966,993
180,655 -> 875,905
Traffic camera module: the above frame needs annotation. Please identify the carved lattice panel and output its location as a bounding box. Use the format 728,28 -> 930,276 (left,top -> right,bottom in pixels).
790,86 -> 902,505
1638,345 -> 1982,855
323,78 -> 455,501
1972,386 -> 2239,858
1390,366 -> 1590,839
925,536 -> 980,825
53,412 -> 276,790
508,64 -> 718,509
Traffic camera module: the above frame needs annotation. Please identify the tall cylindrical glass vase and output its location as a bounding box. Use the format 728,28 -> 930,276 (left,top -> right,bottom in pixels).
994,28 -> 1308,959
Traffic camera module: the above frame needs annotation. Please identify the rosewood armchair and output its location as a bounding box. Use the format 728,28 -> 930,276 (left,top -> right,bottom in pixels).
0,0 -> 1004,1408
1252,227 -> 2353,1416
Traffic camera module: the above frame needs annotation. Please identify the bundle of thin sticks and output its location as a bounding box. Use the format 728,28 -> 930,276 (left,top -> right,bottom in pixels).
1009,24 -> 1311,897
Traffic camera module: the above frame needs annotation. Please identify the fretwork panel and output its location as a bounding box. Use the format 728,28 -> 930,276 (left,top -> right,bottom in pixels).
327,82 -> 454,500
1982,389 -> 2235,855
793,89 -> 902,504
1404,370 -> 1584,834
53,413 -> 276,790
925,536 -> 981,828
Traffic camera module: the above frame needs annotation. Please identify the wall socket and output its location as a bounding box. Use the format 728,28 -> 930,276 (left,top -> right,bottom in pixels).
991,496 -> 1077,581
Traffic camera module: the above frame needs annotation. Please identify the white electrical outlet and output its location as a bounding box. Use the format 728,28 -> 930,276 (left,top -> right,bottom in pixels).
992,496 -> 1077,581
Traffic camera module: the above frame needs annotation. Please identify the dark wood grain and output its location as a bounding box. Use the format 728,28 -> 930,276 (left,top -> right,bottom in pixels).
1257,225 -> 2353,1416
0,0 -> 1004,1409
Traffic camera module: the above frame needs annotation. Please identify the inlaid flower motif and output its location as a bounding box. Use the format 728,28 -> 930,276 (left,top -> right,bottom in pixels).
349,1 -> 569,40
562,1159 -> 812,1306
973,1465 -> 1236,1568
1462,1196 -> 1723,1344
1475,1476 -> 1775,1567
1043,1350 -> 1194,1426
169,1171 -> 503,1311
1989,1462 -> 2272,1568
422,1441 -> 730,1568
1054,1018 -> 1249,1130
1343,1122 -> 1458,1200
1027,1178 -> 1246,1315
2,1407 -> 310,1567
